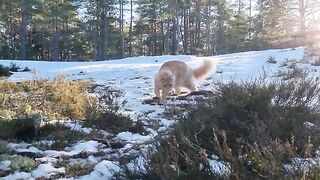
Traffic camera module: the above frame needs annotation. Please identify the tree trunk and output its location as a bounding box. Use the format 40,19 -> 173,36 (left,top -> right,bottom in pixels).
299,0 -> 306,32
101,2 -> 108,60
19,0 -> 30,60
182,8 -> 189,54
172,17 -> 179,55
169,0 -> 180,55
160,19 -> 165,55
205,0 -> 211,55
128,0 -> 133,56
119,0 -> 124,58
95,1 -> 108,60
51,2 -> 59,60
248,0 -> 252,39
195,1 -> 201,54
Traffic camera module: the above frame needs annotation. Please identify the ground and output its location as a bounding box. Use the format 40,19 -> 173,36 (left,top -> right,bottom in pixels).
0,47 -> 319,179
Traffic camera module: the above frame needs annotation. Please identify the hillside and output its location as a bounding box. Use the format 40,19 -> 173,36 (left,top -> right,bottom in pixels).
0,47 -> 320,179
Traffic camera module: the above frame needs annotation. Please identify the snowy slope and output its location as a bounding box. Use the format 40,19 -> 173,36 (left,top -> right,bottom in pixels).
1,47 -> 319,179
0,48 -> 308,122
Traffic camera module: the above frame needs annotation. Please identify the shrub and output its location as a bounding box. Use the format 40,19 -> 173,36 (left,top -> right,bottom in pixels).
267,56 -> 277,64
21,66 -> 31,72
37,124 -> 86,150
10,156 -> 38,172
85,86 -> 146,134
311,57 -> 320,66
0,140 -> 8,154
303,44 -> 320,61
0,76 -> 94,120
279,58 -> 299,67
61,162 -> 94,177
0,118 -> 36,141
147,76 -> 320,179
8,62 -> 20,72
276,63 -> 308,80
0,155 -> 38,172
0,65 -> 12,77
303,44 -> 320,67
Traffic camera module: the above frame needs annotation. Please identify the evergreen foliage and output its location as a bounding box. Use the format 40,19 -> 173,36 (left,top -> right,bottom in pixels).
0,0 -> 319,60
147,74 -> 320,179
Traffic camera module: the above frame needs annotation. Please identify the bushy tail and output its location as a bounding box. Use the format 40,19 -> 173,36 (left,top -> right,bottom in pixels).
193,59 -> 217,80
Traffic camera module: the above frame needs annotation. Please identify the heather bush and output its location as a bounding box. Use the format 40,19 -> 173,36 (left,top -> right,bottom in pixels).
267,55 -> 277,64
0,118 -> 36,141
0,154 -> 38,172
85,86 -> 144,134
147,75 -> 320,179
0,64 -> 11,77
303,43 -> 320,66
276,62 -> 308,80
0,76 -> 93,120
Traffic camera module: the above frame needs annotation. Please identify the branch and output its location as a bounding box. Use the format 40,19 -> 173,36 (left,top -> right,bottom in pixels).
306,8 -> 320,16
289,7 -> 301,11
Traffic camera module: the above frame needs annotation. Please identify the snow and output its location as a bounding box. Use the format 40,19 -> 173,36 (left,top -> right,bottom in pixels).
126,156 -> 147,174
208,156 -> 232,176
3,172 -> 33,180
59,120 -> 93,134
284,157 -> 320,173
77,160 -> 121,180
7,140 -> 106,159
15,146 -> 43,154
0,160 -> 11,171
1,47 -> 320,179
7,142 -> 32,151
65,140 -> 105,155
0,48 -> 311,124
115,131 -> 156,144
31,164 -> 65,178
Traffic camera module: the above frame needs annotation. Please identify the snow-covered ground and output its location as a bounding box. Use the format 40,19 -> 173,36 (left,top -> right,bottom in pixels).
1,47 -> 319,179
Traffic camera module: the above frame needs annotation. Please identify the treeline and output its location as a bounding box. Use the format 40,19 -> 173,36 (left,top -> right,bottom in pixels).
0,0 -> 319,61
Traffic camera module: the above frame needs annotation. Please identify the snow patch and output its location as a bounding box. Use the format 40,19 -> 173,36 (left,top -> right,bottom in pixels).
208,156 -> 231,176
0,160 -> 11,171
3,172 -> 33,180
31,164 -> 65,178
66,140 -> 105,155
60,120 -> 92,134
115,131 -> 155,144
284,157 -> 320,173
126,156 -> 148,174
78,160 -> 121,180
15,146 -> 43,154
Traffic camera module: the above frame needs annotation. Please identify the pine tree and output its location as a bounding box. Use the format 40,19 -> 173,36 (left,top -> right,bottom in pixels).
254,0 -> 292,48
291,0 -> 320,33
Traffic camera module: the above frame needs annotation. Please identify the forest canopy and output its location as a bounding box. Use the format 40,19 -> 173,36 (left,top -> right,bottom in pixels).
0,0 -> 319,61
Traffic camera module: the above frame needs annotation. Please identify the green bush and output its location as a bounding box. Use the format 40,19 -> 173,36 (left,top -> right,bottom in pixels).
10,156 -> 38,172
8,62 -> 20,72
0,140 -> 8,154
0,154 -> 38,172
85,86 -> 146,134
0,118 -> 36,141
0,65 -> 12,77
276,63 -> 308,80
37,124 -> 86,150
267,56 -> 277,64
147,76 -> 320,179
